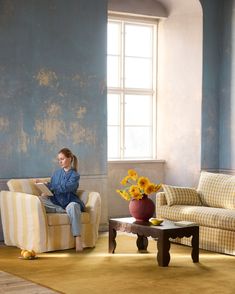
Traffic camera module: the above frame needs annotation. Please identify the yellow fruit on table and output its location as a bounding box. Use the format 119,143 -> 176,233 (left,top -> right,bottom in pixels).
21,249 -> 26,256
150,218 -> 164,226
30,250 -> 36,257
23,251 -> 32,259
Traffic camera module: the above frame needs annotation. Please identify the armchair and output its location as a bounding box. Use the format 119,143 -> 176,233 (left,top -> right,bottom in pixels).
0,178 -> 101,253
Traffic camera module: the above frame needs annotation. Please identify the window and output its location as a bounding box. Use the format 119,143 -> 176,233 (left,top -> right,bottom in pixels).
107,16 -> 157,160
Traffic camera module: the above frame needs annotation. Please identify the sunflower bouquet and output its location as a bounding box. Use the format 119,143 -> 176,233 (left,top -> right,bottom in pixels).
116,169 -> 162,201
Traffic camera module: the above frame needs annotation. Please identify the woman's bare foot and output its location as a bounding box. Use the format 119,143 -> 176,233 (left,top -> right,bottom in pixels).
76,236 -> 83,252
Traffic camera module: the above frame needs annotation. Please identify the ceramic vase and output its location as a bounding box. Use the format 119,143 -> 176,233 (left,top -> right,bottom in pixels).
129,194 -> 155,222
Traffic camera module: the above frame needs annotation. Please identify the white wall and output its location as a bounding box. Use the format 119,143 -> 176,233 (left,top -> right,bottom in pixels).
157,0 -> 203,187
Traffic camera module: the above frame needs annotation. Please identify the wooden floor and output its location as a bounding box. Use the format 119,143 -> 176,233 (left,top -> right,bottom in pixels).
0,271 -> 59,294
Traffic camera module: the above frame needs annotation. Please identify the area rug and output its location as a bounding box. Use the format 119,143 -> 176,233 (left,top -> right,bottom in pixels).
0,233 -> 235,294
0,270 -> 59,293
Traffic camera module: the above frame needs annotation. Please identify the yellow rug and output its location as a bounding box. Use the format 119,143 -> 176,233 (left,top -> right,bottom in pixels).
0,233 -> 235,294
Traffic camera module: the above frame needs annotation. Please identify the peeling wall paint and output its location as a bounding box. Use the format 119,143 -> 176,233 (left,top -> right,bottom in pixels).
0,0 -> 107,178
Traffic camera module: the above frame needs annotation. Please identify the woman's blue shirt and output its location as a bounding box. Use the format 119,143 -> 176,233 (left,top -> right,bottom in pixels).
47,168 -> 85,211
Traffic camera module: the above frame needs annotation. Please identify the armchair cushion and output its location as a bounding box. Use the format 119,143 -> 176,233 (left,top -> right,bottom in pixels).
162,184 -> 202,206
47,212 -> 90,226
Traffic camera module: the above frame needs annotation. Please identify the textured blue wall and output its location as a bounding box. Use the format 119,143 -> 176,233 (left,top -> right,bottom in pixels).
0,0 -> 107,178
200,0 -> 235,172
219,0 -> 235,170
200,0 -> 222,170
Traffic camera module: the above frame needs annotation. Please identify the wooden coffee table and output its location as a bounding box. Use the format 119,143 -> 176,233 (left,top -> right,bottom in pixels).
109,217 -> 199,267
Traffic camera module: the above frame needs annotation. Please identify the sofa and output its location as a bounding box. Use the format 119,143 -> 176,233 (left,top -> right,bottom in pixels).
0,178 -> 101,253
156,171 -> 235,255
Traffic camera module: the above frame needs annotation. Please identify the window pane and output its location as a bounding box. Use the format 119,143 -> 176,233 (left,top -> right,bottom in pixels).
125,57 -> 152,89
108,22 -> 121,55
108,94 -> 120,125
108,126 -> 120,159
124,127 -> 152,158
125,95 -> 152,125
107,56 -> 120,87
125,24 -> 153,58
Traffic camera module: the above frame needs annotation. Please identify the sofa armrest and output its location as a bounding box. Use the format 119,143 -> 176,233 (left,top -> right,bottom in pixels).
156,191 -> 167,208
0,191 -> 48,252
85,192 -> 101,225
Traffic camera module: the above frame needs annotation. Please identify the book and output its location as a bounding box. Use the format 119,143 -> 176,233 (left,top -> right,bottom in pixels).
174,221 -> 198,227
35,183 -> 53,196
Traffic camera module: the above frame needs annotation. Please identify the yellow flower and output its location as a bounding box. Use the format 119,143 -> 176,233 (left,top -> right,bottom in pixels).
120,176 -> 130,186
144,183 -> 155,195
129,185 -> 141,198
128,169 -> 138,180
153,184 -> 162,193
138,177 -> 150,189
132,193 -> 143,200
116,189 -> 131,201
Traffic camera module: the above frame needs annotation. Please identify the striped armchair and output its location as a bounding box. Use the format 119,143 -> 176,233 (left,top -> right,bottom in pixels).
0,178 -> 101,253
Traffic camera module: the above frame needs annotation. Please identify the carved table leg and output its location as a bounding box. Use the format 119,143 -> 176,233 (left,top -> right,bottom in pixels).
109,225 -> 117,253
136,234 -> 148,251
191,227 -> 199,262
157,232 -> 171,267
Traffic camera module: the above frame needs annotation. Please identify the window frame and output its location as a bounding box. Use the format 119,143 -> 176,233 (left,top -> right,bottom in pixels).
107,14 -> 158,161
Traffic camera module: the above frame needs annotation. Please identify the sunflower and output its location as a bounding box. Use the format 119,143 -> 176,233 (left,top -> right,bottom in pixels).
116,189 -> 131,201
153,184 -> 162,193
144,183 -> 155,195
137,176 -> 150,189
120,175 -> 131,186
128,169 -> 138,180
129,185 -> 141,198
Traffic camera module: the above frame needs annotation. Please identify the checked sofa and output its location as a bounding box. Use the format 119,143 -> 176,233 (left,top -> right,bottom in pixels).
0,178 -> 101,253
156,171 -> 235,255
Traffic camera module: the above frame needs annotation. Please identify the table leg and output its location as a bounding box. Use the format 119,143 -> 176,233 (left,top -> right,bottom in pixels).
136,234 -> 148,251
109,225 -> 117,253
157,233 -> 171,267
191,227 -> 199,262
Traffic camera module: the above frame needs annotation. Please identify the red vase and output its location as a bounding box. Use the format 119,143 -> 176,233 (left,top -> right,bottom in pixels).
129,195 -> 155,222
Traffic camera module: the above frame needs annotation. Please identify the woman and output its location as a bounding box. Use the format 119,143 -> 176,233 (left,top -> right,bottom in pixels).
37,148 -> 85,252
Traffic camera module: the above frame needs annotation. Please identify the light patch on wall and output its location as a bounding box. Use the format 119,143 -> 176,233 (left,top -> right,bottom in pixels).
35,69 -> 58,87
46,103 -> 62,117
70,122 -> 96,145
99,79 -> 106,95
18,127 -> 29,153
77,106 -> 87,119
35,119 -> 65,144
0,117 -> 9,132
72,74 -> 86,88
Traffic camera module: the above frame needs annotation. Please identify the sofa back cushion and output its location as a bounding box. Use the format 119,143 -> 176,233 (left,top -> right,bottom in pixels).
197,172 -> 235,209
162,184 -> 202,206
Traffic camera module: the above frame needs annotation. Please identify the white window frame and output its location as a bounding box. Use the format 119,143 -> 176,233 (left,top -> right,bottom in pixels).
107,14 -> 158,161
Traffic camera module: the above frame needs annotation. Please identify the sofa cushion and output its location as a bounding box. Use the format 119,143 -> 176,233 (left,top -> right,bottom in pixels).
162,184 -> 202,206
47,212 -> 90,226
156,204 -> 235,231
197,172 -> 235,209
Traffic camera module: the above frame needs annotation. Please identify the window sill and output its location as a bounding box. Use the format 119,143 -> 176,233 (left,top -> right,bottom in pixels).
108,159 -> 165,164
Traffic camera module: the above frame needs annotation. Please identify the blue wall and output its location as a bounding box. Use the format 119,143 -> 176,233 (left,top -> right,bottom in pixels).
219,0 -> 235,170
200,0 -> 235,172
0,0 -> 107,178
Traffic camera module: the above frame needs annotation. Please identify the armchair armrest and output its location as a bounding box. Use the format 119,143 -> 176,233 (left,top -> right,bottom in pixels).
0,191 -> 48,252
156,191 -> 167,208
85,192 -> 101,225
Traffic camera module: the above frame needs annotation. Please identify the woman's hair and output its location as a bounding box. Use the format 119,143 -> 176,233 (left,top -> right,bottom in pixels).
58,148 -> 78,172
